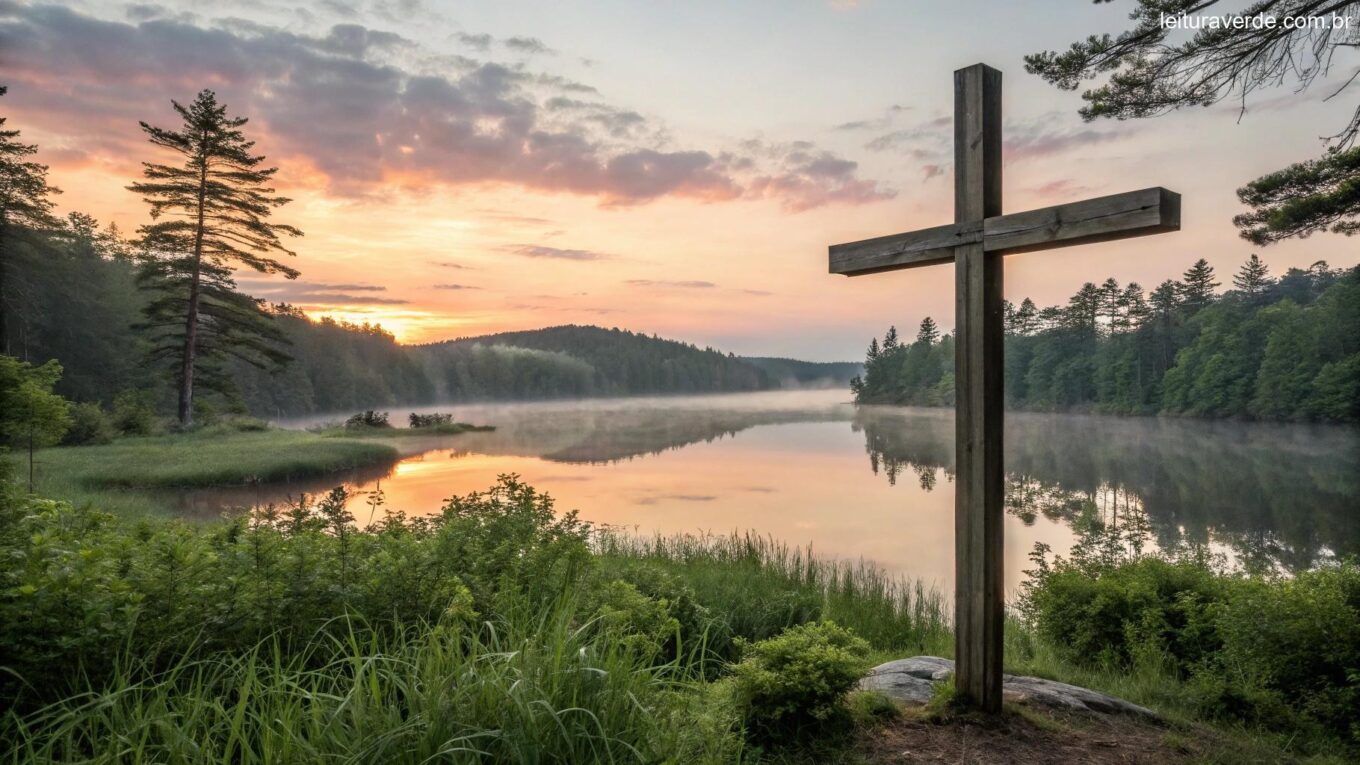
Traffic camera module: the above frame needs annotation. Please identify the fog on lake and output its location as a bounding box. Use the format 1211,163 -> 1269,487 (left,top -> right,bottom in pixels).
174,390 -> 1359,591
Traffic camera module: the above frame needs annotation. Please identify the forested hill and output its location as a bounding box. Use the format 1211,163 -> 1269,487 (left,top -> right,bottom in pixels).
4,223 -> 784,416
741,357 -> 862,388
415,325 -> 773,400
851,258 -> 1360,423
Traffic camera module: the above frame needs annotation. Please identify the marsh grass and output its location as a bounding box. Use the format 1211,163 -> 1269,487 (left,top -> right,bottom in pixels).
598,532 -> 952,660
21,429 -> 398,515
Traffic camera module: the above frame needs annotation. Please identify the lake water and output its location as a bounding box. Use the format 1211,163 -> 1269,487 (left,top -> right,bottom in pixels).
180,390 -> 1359,593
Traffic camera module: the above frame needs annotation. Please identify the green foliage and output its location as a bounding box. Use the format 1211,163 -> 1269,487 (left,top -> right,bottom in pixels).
409,411 -> 453,427
4,605 -> 740,764
0,356 -> 71,486
129,90 -> 302,426
719,621 -> 870,747
0,85 -> 63,357
0,476 -> 955,761
588,558 -> 715,667
426,325 -> 772,398
1023,534 -> 1360,746
60,402 -> 114,446
1026,0 -> 1360,244
432,477 -> 592,613
1023,554 -> 1227,670
1214,567 -> 1360,741
740,357 -> 861,388
855,259 -> 1360,422
110,389 -> 160,436
33,429 -> 396,492
596,532 -> 950,666
0,356 -> 70,450
344,410 -> 391,429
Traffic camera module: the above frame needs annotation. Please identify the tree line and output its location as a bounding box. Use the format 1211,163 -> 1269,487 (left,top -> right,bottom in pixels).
851,256 -> 1360,422
0,85 -> 780,434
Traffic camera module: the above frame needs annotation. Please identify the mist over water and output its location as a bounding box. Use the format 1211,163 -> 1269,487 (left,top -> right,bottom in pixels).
175,390 -> 1360,590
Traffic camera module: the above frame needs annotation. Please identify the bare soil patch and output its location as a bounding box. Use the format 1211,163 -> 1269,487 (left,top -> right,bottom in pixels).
854,706 -> 1290,765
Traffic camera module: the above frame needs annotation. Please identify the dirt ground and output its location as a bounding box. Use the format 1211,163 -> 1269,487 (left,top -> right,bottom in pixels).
853,706 -> 1287,765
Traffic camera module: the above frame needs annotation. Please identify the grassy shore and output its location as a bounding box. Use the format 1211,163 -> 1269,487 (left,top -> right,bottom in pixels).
26,428 -> 399,516
1,476 -> 1350,763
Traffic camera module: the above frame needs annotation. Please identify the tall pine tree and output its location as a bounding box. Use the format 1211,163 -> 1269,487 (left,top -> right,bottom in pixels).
1233,254 -> 1272,297
882,325 -> 899,352
915,317 -> 939,346
0,85 -> 62,355
129,90 -> 302,426
1181,259 -> 1219,311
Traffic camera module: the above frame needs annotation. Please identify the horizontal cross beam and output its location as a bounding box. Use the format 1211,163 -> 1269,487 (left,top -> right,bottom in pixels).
829,187 -> 1180,277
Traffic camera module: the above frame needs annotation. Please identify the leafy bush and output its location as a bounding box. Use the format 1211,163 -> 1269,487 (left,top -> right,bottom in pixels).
1023,540 -> 1360,746
60,402 -> 115,446
409,412 -> 453,428
110,390 -> 159,436
1024,555 -> 1227,670
344,410 -> 390,429
586,561 -> 715,667
0,475 -> 589,708
719,620 -> 870,746
1214,565 -> 1360,742
432,477 -> 592,613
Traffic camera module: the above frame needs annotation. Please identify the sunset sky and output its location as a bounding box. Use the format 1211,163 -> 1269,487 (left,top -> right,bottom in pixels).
3,0 -> 1358,360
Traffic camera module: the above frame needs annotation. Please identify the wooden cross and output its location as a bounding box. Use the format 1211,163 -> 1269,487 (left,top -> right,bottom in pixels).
828,64 -> 1180,712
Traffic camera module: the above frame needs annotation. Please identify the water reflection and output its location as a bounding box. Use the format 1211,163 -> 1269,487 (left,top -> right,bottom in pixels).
854,406 -> 1360,572
199,390 -> 1359,584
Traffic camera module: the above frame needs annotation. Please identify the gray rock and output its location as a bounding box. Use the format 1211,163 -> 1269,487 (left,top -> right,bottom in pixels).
858,656 -> 955,705
858,656 -> 1157,720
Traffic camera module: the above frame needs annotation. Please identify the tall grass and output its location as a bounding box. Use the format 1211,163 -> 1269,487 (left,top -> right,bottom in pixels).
23,429 -> 399,516
38,430 -> 398,489
598,531 -> 951,659
4,610 -> 742,765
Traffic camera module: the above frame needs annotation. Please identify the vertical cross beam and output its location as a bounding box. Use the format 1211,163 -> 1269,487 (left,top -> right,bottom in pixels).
952,63 -> 1004,713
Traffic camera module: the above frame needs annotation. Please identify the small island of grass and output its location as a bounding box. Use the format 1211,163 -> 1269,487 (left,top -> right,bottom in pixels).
314,410 -> 496,439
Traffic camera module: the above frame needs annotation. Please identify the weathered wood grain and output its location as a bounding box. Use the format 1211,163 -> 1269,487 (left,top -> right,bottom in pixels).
829,187 -> 1181,276
982,186 -> 1180,254
952,63 -> 1005,714
828,221 -> 980,275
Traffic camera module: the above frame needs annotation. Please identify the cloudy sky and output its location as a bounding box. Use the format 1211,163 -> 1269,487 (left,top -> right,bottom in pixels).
3,0 -> 1358,359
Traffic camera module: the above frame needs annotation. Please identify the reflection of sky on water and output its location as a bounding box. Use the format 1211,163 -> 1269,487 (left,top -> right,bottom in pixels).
178,390 -> 1360,588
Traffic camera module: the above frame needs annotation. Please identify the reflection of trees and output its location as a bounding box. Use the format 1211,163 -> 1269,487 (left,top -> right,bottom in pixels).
460,406 -> 848,464
162,459 -> 398,520
854,406 -> 1360,571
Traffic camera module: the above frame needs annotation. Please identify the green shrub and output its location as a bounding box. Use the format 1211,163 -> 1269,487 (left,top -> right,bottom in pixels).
409,412 -> 453,428
432,477 -> 592,613
110,390 -> 159,436
578,579 -> 681,661
344,410 -> 391,429
60,402 -> 115,446
1024,541 -> 1360,748
1214,565 -> 1360,743
196,415 -> 271,435
1024,555 -> 1228,671
584,560 -> 718,666
719,620 -> 870,747
0,475 -> 590,709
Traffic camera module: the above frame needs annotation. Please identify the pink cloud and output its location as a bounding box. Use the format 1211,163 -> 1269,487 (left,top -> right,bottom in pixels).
0,2 -> 889,211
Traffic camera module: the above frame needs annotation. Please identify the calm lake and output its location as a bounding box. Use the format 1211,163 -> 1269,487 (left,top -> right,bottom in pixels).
180,390 -> 1358,593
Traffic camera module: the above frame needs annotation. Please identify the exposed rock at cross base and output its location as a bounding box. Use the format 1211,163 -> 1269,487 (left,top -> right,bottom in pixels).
859,657 -> 1157,719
